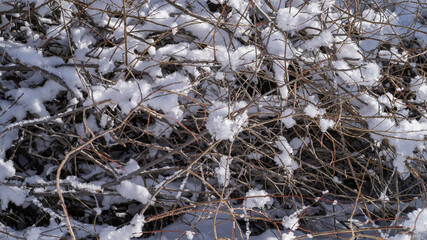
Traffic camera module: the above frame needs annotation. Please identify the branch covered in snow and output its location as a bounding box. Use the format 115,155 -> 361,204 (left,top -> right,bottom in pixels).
0,0 -> 426,239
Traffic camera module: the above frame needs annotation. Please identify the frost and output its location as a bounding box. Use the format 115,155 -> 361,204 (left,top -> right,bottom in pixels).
243,189 -> 272,209
117,181 -> 152,204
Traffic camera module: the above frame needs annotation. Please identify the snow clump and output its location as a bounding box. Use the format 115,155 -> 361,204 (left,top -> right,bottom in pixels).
319,118 -> 335,132
117,180 -> 152,204
282,214 -> 300,231
0,158 -> 15,182
400,208 -> 427,240
243,189 -> 272,210
206,101 -> 248,141
99,213 -> 145,240
274,136 -> 298,174
215,156 -> 233,187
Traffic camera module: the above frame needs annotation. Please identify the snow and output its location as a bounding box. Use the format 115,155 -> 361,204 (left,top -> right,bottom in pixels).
0,0 -> 426,238
319,118 -> 335,132
416,84 -> 427,101
117,180 -> 152,204
401,208 -> 427,240
6,44 -> 63,68
66,176 -> 102,193
303,29 -> 334,51
206,101 -> 248,141
123,159 -> 140,173
304,104 -> 325,118
332,50 -> 382,86
215,45 -> 258,71
0,158 -> 15,182
24,227 -> 42,240
185,231 -> 195,240
281,231 -> 296,240
274,136 -> 298,174
281,109 -> 297,128
332,176 -> 342,184
215,156 -> 232,187
86,79 -> 152,115
282,214 -> 300,231
0,185 -> 28,210
277,7 -> 311,33
379,192 -> 390,202
243,189 -> 272,209
99,213 -> 145,240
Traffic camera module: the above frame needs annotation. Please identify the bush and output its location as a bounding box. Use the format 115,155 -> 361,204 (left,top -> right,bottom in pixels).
0,0 -> 426,239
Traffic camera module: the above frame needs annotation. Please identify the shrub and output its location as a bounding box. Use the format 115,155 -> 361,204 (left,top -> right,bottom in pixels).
0,0 -> 426,239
